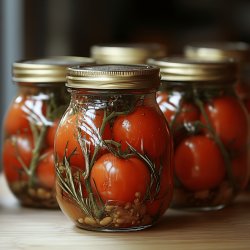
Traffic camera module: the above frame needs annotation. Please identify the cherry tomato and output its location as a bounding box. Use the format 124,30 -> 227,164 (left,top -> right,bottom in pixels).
157,92 -> 200,127
4,96 -> 31,135
55,109 -> 111,169
174,135 -> 226,191
55,114 -> 86,169
79,109 -> 112,153
113,106 -> 170,158
90,153 -> 151,204
36,149 -> 55,189
4,95 -> 47,136
3,134 -> 34,182
173,102 -> 199,127
201,96 -> 248,151
46,119 -> 60,147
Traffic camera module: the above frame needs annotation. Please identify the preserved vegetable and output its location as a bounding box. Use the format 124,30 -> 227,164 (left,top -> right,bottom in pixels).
55,65 -> 173,231
149,57 -> 249,210
2,57 -> 94,208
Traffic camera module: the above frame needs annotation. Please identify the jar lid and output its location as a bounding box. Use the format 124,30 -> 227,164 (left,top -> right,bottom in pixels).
147,57 -> 237,83
12,56 -> 95,83
185,42 -> 250,62
66,64 -> 160,90
90,43 -> 167,64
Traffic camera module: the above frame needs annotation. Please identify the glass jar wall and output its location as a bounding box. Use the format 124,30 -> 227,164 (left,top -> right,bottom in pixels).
90,43 -> 167,64
2,56 -> 95,208
184,42 -> 250,191
148,57 -> 249,210
54,64 -> 173,231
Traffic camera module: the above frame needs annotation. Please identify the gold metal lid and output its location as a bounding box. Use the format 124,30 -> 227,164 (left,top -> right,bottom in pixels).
66,64 -> 160,90
90,43 -> 167,64
12,56 -> 95,83
184,42 -> 250,62
147,57 -> 237,83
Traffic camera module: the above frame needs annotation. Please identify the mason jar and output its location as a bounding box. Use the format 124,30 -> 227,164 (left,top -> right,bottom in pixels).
54,64 -> 173,231
148,57 -> 249,210
185,42 -> 250,191
2,56 -> 95,208
90,43 -> 167,64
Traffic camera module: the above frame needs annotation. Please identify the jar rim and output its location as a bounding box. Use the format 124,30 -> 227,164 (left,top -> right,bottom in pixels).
184,41 -> 250,62
90,43 -> 167,64
12,56 -> 95,83
147,57 -> 237,83
66,64 -> 161,90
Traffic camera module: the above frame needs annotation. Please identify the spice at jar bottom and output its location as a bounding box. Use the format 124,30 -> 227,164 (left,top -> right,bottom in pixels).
54,64 -> 173,231
148,57 -> 249,211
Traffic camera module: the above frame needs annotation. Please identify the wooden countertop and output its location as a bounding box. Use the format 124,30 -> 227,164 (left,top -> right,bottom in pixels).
0,173 -> 250,250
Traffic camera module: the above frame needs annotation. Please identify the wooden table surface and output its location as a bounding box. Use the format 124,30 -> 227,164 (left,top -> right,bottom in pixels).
0,173 -> 250,250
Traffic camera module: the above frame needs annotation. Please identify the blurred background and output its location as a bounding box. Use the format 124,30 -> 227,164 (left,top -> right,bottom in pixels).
1,0 -> 250,148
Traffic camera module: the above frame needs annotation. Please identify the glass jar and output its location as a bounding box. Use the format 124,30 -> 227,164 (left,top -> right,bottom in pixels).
185,42 -> 250,191
2,56 -> 95,208
54,64 -> 173,231
90,43 -> 167,64
148,57 -> 249,210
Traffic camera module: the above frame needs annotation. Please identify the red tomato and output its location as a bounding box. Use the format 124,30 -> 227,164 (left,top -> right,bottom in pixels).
78,109 -> 112,153
4,96 -> 31,135
201,96 -> 248,150
113,106 -> 170,158
172,103 -> 199,127
55,109 -> 111,169
4,95 -> 47,136
3,134 -> 34,182
46,119 -> 60,147
232,153 -> 249,189
55,165 -> 88,213
55,114 -> 86,169
157,92 -> 200,127
36,149 -> 55,189
174,135 -> 226,191
90,153 -> 151,204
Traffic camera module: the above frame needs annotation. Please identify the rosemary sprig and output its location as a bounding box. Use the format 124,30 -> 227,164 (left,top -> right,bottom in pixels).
27,98 -> 54,187
75,112 -> 106,219
28,124 -> 47,187
56,157 -> 93,217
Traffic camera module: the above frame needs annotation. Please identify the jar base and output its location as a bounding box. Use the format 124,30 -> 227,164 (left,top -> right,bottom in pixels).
8,182 -> 59,209
75,223 -> 153,232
